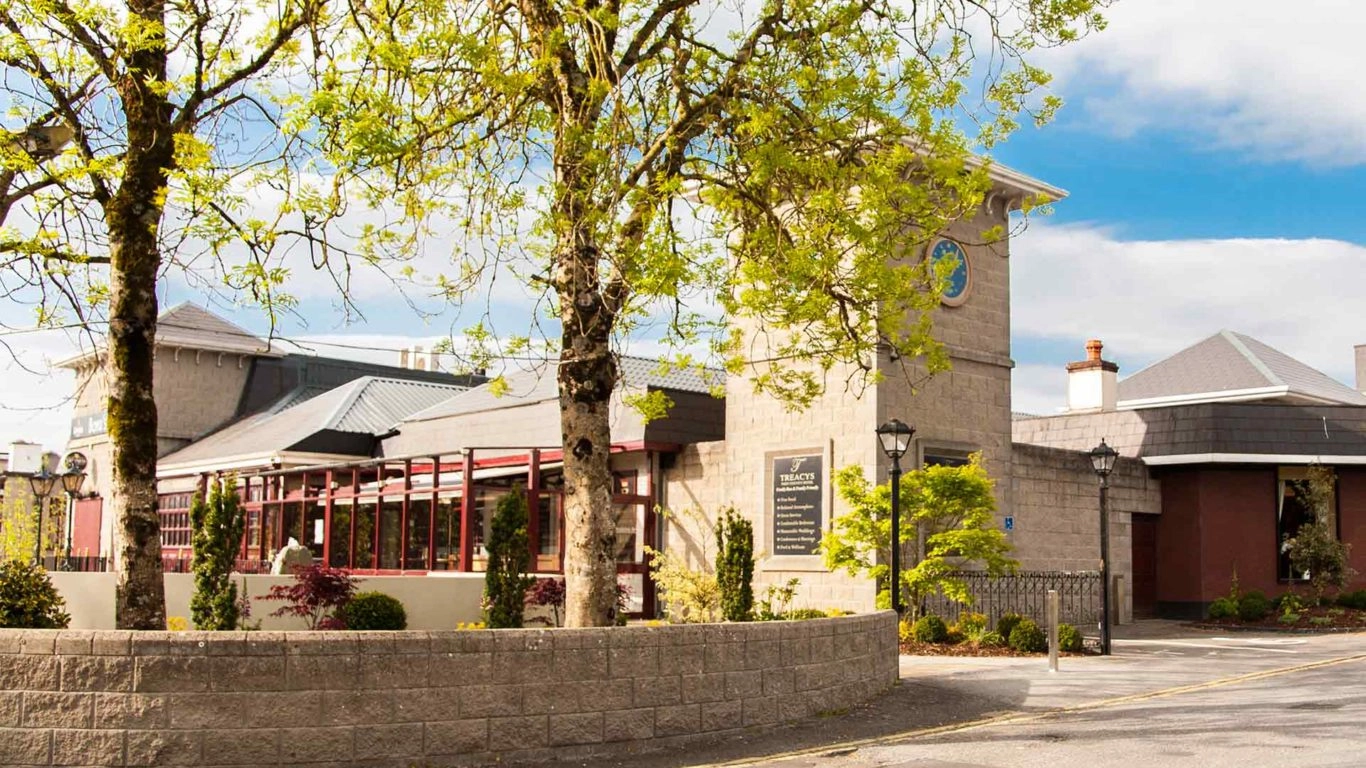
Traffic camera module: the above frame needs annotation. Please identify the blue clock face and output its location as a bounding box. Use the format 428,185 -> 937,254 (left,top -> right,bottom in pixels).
928,239 -> 970,306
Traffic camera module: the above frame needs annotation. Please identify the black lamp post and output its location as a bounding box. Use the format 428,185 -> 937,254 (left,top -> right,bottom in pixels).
60,452 -> 88,559
876,418 -> 915,616
27,467 -> 58,565
1088,438 -> 1119,656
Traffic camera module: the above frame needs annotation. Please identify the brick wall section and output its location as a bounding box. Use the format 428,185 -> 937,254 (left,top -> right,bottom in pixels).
1009,444 -> 1161,623
0,613 -> 897,767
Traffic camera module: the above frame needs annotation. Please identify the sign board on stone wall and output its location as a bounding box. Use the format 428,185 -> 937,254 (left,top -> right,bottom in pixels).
771,454 -> 824,555
70,412 -> 107,440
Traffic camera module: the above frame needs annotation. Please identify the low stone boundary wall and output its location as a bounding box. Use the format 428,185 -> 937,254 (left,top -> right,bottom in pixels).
0,612 -> 897,766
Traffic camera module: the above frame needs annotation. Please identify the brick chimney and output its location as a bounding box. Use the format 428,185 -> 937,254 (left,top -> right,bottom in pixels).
1066,339 -> 1119,413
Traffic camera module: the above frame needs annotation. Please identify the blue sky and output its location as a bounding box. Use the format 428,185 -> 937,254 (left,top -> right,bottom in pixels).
3,0 -> 1364,446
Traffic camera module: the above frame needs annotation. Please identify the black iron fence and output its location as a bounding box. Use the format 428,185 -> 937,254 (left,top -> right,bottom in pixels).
39,555 -> 271,575
41,555 -> 109,573
920,570 -> 1103,629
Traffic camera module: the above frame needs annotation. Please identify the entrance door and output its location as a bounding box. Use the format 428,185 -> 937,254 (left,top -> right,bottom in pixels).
1131,513 -> 1159,618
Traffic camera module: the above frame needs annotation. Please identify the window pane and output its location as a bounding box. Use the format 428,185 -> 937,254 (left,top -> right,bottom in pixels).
378,498 -> 402,569
433,497 -> 461,570
328,505 -> 352,568
354,500 -> 376,569
304,502 -> 326,559
406,498 -> 432,570
612,503 -> 641,563
282,502 -> 304,546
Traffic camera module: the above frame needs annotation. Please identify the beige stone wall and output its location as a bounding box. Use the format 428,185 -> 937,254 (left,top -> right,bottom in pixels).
0,612 -> 897,767
660,201 -> 1020,615
1009,443 -> 1161,623
48,573 -> 489,631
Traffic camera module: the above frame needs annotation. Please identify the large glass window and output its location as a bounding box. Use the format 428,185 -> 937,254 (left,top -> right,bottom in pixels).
407,498 -> 432,570
612,503 -> 643,563
1278,467 -> 1336,581
281,502 -> 304,546
304,502 -> 326,559
328,504 -> 352,568
378,498 -> 402,569
354,499 -> 377,569
434,496 -> 461,570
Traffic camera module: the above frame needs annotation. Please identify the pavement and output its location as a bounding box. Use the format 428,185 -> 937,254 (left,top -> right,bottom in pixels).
525,622 -> 1366,768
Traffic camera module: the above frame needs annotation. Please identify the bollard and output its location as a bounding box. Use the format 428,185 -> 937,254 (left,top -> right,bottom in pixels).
1047,589 -> 1059,672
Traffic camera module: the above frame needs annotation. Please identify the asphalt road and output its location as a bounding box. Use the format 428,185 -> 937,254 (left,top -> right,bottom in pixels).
529,626 -> 1366,768
713,631 -> 1366,768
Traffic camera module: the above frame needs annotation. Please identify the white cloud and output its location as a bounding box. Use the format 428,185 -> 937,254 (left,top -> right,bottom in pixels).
1038,0 -> 1366,164
1010,221 -> 1366,412
0,331 -> 80,452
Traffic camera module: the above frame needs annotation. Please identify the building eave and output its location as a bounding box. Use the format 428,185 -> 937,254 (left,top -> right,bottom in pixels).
1143,453 -> 1366,467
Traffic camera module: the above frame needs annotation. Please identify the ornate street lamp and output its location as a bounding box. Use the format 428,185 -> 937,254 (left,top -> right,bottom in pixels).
27,467 -> 57,564
60,452 -> 88,560
876,418 -> 915,615
1088,438 -> 1119,655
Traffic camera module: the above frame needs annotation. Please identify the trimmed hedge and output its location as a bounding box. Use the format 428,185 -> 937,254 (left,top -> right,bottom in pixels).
342,592 -> 407,630
1008,619 -> 1046,653
912,614 -> 949,643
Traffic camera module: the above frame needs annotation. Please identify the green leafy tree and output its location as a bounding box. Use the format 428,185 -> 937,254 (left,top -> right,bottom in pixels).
484,491 -> 536,628
305,0 -> 1106,626
821,453 -> 1017,617
1286,465 -> 1356,605
716,507 -> 755,621
0,0 -> 399,630
189,477 -> 246,630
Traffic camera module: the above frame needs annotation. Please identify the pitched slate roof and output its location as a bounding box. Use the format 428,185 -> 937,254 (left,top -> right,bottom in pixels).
155,302 -> 279,356
160,376 -> 470,465
404,357 -> 723,423
1118,330 -> 1366,408
58,302 -> 280,368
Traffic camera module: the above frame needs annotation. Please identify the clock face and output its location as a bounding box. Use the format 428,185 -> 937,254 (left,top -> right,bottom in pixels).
927,238 -> 971,307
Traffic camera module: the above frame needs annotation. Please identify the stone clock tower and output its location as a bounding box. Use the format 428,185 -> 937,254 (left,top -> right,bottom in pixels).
663,160 -> 1066,612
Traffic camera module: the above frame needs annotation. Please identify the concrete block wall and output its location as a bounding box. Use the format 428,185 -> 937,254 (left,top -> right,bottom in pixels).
1009,444 -> 1161,623
0,612 -> 897,767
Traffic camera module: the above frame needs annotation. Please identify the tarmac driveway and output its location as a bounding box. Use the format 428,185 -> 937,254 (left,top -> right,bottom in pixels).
528,622 -> 1366,768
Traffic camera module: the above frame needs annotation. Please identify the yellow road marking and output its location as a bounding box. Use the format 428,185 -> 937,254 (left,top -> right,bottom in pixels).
701,652 -> 1366,767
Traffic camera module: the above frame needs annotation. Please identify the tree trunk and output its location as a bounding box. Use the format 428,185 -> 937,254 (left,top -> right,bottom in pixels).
107,0 -> 174,630
557,238 -> 619,628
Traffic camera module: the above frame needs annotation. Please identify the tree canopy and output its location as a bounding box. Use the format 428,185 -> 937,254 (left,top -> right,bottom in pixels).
303,0 -> 1105,624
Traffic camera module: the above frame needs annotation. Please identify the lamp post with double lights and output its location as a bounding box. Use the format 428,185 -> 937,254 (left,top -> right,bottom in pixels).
875,419 -> 915,616
27,467 -> 58,564
1088,438 -> 1119,655
59,453 -> 88,563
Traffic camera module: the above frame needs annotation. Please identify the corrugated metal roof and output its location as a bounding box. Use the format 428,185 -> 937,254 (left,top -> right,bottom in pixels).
159,376 -> 469,465
1118,330 -> 1366,407
404,356 -> 724,424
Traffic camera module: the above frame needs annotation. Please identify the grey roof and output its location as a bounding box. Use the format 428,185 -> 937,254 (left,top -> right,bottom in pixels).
1118,330 -> 1366,407
405,357 -> 724,424
155,302 -> 280,356
160,376 -> 469,465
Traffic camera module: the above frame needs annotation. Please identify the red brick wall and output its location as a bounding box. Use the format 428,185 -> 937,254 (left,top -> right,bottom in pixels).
1156,469 -> 1203,604
1196,468 -> 1277,599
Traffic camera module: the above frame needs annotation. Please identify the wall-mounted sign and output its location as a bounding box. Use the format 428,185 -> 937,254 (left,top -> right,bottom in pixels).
927,238 -> 971,307
69,412 -> 107,440
772,454 -> 824,556
1004,516 -> 1014,532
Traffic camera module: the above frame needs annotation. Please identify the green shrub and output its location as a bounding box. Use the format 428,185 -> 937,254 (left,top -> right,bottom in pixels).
785,608 -> 828,621
1276,593 -> 1305,617
1237,591 -> 1271,622
1335,590 -> 1366,610
484,491 -> 534,629
944,628 -> 965,645
995,612 -> 1024,640
716,508 -> 755,622
190,478 -> 246,631
342,592 -> 407,630
979,630 -> 1005,648
1008,619 -> 1046,653
912,614 -> 949,643
1207,597 -> 1237,620
955,611 -> 988,634
0,561 -> 70,629
1278,613 -> 1301,625
1058,623 -> 1083,652
898,619 -> 913,644
1309,616 -> 1333,627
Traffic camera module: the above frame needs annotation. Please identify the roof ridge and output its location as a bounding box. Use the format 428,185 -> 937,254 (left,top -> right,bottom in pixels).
322,376 -> 376,429
1220,330 -> 1284,388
